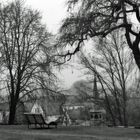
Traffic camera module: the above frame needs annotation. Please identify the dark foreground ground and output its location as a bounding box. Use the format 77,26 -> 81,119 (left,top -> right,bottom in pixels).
0,125 -> 140,140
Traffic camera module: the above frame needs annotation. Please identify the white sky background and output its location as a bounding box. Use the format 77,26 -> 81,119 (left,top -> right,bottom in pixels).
1,0 -> 139,89
25,0 -> 67,34
24,0 -> 84,89
24,1 -> 139,89
24,0 -> 140,89
0,0 -> 83,89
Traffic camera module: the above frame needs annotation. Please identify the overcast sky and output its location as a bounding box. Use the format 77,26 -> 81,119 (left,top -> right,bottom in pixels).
24,0 -> 83,89
0,0 -> 84,89
24,0 -> 139,89
2,0 -> 138,89
26,0 -> 67,34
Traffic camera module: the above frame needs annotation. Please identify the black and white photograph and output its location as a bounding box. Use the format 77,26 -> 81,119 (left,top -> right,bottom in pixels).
0,0 -> 140,139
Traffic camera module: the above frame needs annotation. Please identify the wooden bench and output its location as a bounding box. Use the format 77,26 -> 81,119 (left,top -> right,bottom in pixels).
24,113 -> 59,129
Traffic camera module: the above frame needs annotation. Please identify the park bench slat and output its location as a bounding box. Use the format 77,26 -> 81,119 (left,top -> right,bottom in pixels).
24,113 -> 59,129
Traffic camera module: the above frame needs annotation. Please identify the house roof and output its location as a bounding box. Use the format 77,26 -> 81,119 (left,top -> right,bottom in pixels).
23,93 -> 105,116
37,98 -> 61,116
23,100 -> 36,112
24,97 -> 61,116
90,109 -> 106,114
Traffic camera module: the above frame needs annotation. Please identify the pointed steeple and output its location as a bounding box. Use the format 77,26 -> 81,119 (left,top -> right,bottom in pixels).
93,73 -> 98,100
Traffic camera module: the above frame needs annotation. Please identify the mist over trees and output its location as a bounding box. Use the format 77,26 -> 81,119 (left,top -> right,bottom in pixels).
56,0 -> 140,126
67,29 -> 140,126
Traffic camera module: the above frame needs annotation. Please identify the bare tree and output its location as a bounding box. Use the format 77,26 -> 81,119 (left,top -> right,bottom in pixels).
79,30 -> 134,126
0,1 -> 54,124
59,0 -> 140,70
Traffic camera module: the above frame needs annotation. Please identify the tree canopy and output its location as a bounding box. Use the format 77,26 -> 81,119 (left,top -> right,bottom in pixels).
0,0 -> 57,124
59,0 -> 140,69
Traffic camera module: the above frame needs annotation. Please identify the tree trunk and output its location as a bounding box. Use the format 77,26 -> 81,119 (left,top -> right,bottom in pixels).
122,82 -> 128,127
113,91 -> 123,125
122,92 -> 128,127
98,77 -> 116,126
8,100 -> 17,125
132,45 -> 140,70
123,103 -> 128,127
105,98 -> 116,126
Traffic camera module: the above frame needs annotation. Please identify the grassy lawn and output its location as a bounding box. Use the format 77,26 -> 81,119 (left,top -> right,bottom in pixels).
0,125 -> 140,140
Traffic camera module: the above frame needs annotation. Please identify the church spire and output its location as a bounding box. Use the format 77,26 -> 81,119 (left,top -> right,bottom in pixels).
93,73 -> 98,100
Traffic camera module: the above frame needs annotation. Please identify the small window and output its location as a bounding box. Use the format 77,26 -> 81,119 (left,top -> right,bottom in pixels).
94,114 -> 98,119
99,114 -> 102,119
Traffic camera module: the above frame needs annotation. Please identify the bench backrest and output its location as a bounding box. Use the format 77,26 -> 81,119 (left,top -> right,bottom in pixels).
24,113 -> 36,124
24,113 -> 45,125
34,114 -> 45,124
